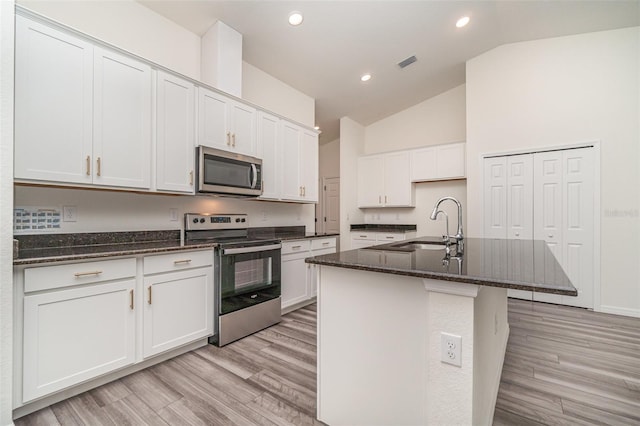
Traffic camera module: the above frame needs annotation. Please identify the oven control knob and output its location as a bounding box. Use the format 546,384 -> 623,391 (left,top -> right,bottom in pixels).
192,218 -> 199,224
241,218 -> 246,222
199,218 -> 205,223
236,218 -> 241,222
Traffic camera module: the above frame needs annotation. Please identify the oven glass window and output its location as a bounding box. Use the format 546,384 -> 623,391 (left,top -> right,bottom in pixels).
219,249 -> 281,315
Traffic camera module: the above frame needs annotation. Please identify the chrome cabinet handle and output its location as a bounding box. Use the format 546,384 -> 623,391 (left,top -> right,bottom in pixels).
148,286 -> 152,305
96,157 -> 101,177
86,156 -> 91,175
173,259 -> 192,265
74,270 -> 102,278
129,289 -> 134,310
322,242 -> 330,246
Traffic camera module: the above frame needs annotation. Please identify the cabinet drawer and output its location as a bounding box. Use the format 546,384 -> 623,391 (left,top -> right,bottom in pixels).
144,249 -> 213,275
281,240 -> 311,255
351,232 -> 376,240
24,258 -> 136,293
377,233 -> 406,242
311,238 -> 336,250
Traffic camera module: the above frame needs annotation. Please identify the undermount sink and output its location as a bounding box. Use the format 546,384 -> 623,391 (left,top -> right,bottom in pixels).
390,241 -> 447,251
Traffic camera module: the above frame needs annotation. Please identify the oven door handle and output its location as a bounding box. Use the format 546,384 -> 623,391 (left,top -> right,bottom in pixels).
222,243 -> 282,255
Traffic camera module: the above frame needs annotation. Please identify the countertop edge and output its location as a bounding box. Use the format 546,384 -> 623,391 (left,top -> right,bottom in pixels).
305,257 -> 578,296
13,243 -> 217,266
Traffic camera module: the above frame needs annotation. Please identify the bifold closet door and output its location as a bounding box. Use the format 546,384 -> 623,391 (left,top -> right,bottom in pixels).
533,148 -> 594,309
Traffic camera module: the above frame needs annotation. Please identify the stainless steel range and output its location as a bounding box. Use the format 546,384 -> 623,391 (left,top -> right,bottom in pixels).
184,213 -> 281,346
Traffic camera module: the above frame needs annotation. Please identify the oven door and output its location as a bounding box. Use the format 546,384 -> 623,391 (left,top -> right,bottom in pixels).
218,243 -> 281,315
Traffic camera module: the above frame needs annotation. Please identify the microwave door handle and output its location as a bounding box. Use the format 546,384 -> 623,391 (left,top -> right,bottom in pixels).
250,164 -> 258,189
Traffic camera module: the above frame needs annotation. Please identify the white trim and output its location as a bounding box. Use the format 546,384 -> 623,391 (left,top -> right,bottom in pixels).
480,140 -> 600,159
423,278 -> 479,297
599,305 -> 640,318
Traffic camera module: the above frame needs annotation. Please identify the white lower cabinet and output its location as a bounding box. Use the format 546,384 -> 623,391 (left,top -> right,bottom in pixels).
22,259 -> 137,403
350,231 -> 416,250
142,251 -> 214,358
281,238 -> 336,310
19,250 -> 214,405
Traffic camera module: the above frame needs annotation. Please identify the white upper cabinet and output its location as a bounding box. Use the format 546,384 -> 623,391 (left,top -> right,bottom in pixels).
156,71 -> 195,193
14,15 -> 93,184
257,111 -> 281,200
300,128 -> 319,202
93,47 -> 152,189
15,15 -> 152,190
197,87 -> 257,156
411,142 -> 466,182
357,152 -> 414,208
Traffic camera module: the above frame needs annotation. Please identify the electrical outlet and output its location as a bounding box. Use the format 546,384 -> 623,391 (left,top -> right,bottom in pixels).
169,208 -> 178,221
62,206 -> 77,222
441,332 -> 462,367
261,211 -> 267,221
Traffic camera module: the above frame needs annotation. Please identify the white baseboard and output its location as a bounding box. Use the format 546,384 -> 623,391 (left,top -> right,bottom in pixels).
599,305 -> 640,318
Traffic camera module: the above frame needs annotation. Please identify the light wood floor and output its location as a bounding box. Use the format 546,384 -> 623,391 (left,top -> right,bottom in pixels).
15,300 -> 640,425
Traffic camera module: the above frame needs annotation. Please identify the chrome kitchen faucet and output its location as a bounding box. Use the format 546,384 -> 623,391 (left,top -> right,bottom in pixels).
430,196 -> 464,253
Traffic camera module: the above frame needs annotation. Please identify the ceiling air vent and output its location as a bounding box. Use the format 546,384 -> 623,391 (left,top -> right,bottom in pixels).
397,55 -> 417,69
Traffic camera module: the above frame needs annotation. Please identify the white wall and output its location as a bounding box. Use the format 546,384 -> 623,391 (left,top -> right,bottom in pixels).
0,1 -> 14,424
17,0 -> 201,80
14,186 -> 314,234
365,84 -> 466,154
360,85 -> 468,238
466,27 -> 640,316
242,62 -> 315,128
339,118 -> 365,248
316,138 -> 340,233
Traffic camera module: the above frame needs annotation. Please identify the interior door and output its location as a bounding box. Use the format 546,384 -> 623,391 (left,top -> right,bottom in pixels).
323,177 -> 340,234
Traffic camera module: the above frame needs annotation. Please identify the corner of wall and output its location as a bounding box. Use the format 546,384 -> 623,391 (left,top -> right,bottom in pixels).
339,118 -> 365,249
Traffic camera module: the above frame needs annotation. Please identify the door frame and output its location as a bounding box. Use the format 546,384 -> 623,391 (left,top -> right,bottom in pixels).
480,141 -> 601,312
321,176 -> 340,234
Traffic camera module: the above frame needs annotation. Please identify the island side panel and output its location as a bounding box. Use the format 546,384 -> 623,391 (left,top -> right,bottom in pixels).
317,266 -> 429,425
472,286 -> 509,426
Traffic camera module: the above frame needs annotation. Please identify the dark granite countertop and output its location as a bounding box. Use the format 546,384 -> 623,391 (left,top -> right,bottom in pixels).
305,236 -> 577,296
350,224 -> 417,233
14,227 -> 339,266
13,230 -> 215,266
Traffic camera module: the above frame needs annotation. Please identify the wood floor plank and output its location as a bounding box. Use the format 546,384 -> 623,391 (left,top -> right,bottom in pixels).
120,368 -> 183,412
13,300 -> 640,426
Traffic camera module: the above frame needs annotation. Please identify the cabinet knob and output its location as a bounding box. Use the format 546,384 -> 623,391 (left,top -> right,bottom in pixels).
515,232 -> 520,237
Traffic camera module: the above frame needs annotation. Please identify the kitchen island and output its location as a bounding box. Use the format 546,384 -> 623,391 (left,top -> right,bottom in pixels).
306,237 -> 576,426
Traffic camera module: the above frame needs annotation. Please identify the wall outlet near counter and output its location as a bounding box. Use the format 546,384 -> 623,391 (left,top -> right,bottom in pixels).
169,208 -> 179,222
441,332 -> 462,367
63,206 -> 77,222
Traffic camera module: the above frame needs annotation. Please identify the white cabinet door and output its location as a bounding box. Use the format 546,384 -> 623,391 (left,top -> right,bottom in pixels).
198,87 -> 230,150
281,251 -> 310,309
281,121 -> 303,201
93,47 -> 151,189
257,112 -> 281,200
229,100 -> 257,156
156,71 -> 195,193
384,152 -> 413,207
358,152 -> 413,207
435,143 -> 466,179
197,87 -> 256,156
411,143 -> 466,182
143,267 -> 214,358
357,156 -> 384,207
23,280 -> 136,402
300,129 -> 319,202
14,15 -> 93,184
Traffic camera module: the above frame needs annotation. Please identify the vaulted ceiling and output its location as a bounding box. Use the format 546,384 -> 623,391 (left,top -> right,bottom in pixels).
139,1 -> 640,143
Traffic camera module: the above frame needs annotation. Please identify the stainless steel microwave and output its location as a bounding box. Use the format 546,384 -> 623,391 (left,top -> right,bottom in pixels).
196,146 -> 263,197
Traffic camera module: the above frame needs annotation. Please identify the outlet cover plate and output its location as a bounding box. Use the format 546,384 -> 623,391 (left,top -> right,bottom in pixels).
441,332 -> 462,367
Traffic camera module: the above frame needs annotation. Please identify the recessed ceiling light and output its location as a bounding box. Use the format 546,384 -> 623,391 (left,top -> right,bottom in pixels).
361,73 -> 372,82
288,12 -> 303,26
456,16 -> 470,28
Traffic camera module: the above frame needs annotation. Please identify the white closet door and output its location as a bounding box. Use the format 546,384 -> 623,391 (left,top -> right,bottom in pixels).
507,155 -> 534,300
483,157 -> 508,238
533,148 -> 594,308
